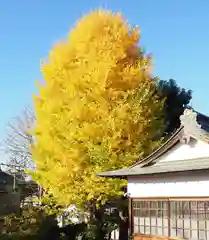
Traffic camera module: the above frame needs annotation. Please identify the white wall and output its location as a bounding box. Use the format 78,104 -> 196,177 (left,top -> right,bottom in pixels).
128,174 -> 209,198
157,139 -> 209,162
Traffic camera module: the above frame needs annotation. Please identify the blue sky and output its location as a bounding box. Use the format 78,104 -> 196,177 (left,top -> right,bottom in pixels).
0,0 -> 209,139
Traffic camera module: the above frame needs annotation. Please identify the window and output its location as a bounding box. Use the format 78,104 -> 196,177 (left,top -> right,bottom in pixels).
170,201 -> 209,239
132,199 -> 209,239
133,200 -> 168,237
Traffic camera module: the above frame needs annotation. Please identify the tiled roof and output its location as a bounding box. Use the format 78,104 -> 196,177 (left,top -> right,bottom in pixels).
97,158 -> 209,177
97,108 -> 209,178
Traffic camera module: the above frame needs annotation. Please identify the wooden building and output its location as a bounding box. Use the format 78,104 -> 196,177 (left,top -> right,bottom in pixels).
98,109 -> 209,240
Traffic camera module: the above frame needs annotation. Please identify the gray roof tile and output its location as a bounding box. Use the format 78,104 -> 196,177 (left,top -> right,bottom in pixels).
97,158 -> 209,177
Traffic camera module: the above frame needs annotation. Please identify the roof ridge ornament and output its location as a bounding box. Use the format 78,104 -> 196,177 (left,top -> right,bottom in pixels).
180,108 -> 200,128
179,108 -> 199,144
180,108 -> 209,144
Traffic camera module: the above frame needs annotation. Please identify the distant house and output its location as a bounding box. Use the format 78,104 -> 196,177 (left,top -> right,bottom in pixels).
0,170 -> 21,229
98,108 -> 209,240
0,170 -> 38,230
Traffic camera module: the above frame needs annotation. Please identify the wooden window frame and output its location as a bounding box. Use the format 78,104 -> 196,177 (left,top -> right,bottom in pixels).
131,197 -> 209,240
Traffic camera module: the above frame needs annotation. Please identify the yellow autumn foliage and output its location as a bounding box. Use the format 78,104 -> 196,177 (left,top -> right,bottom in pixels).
31,10 -> 164,208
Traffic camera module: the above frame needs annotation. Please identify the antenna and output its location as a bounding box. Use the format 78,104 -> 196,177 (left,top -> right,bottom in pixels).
13,171 -> 16,192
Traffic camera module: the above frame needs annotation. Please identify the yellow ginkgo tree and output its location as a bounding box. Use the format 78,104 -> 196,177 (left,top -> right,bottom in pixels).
30,10 -> 165,209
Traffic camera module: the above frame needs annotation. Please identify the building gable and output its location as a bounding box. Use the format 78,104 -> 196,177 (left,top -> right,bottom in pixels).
97,108 -> 209,178
156,137 -> 209,163
132,108 -> 209,167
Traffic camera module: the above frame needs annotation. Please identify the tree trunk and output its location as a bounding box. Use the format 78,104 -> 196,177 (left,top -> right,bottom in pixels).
119,217 -> 129,240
